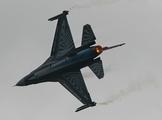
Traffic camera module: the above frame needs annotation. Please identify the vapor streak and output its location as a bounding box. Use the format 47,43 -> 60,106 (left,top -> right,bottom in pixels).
98,74 -> 158,105
69,0 -> 120,11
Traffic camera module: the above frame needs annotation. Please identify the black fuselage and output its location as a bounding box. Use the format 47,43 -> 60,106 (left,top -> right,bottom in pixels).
16,45 -> 102,86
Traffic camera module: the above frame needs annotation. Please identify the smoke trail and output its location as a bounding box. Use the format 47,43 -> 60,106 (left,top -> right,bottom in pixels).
69,0 -> 120,11
98,73 -> 158,105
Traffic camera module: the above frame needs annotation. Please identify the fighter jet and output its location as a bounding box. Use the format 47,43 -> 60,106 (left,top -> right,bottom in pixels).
16,11 -> 125,112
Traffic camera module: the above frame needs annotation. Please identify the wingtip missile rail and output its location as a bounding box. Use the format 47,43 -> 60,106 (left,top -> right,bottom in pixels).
75,102 -> 96,112
48,10 -> 69,21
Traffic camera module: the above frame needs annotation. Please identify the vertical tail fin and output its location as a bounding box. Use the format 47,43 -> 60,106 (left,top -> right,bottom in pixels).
88,57 -> 104,79
81,24 -> 96,46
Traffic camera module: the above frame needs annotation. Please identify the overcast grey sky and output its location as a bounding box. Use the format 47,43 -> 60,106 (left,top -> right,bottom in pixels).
1,0 -> 162,120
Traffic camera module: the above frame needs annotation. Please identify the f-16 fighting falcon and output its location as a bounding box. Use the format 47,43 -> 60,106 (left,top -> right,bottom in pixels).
16,10 -> 125,112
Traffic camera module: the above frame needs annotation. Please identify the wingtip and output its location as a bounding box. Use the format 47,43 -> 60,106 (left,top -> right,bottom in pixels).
63,10 -> 69,15
48,10 -> 69,21
75,102 -> 96,112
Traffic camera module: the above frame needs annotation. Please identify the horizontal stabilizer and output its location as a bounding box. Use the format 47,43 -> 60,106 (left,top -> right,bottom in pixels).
81,24 -> 96,46
89,57 -> 104,79
75,102 -> 96,112
48,11 -> 69,21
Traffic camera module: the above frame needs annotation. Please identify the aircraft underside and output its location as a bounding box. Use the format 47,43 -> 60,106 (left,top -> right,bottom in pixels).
16,10 -> 125,112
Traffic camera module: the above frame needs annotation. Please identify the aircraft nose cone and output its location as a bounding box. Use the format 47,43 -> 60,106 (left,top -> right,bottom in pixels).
16,78 -> 26,86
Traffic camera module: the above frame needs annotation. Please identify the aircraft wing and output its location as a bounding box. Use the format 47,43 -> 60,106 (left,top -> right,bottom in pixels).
49,11 -> 75,59
57,70 -> 95,111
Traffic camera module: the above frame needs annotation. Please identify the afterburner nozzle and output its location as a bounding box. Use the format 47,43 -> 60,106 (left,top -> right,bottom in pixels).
95,46 -> 103,54
95,43 -> 125,54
